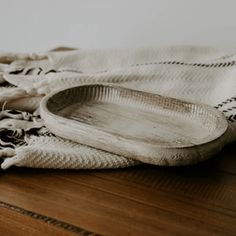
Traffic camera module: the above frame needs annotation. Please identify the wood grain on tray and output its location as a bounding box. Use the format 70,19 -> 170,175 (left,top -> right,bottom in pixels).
41,84 -> 229,166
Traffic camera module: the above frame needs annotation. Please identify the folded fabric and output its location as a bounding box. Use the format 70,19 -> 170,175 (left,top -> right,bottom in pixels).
0,46 -> 235,169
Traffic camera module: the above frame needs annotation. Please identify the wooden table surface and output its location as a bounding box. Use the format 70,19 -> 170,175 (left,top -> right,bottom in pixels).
0,142 -> 235,236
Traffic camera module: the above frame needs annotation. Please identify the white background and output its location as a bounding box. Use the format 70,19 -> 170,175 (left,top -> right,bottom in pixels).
0,0 -> 235,53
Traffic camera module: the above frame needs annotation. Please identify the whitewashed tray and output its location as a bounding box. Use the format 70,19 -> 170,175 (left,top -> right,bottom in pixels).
40,84 -> 229,166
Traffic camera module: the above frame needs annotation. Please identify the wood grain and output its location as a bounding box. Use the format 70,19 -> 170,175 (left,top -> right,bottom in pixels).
40,84 -> 229,166
0,142 -> 235,236
0,203 -> 78,236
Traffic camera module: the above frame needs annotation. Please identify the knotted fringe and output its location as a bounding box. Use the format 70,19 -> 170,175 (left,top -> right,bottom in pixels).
0,46 -> 235,169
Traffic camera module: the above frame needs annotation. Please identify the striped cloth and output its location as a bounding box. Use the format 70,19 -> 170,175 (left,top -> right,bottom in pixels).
0,46 -> 235,169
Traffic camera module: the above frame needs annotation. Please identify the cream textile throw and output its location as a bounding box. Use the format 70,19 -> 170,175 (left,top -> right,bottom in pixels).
0,46 -> 235,169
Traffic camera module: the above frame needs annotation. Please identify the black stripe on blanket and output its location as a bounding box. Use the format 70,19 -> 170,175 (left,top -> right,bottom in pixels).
0,128 -> 26,148
7,59 -> 236,77
0,110 -> 54,150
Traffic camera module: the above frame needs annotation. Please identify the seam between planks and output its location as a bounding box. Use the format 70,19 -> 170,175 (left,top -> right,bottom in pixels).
0,200 -> 100,236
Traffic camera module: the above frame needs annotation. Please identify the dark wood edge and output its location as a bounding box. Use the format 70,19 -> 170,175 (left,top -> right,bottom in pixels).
0,200 -> 100,236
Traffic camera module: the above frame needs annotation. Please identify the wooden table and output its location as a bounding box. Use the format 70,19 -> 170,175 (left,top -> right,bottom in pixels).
0,142 -> 235,236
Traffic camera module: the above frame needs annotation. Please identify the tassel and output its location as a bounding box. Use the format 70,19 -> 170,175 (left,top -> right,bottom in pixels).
0,148 -> 15,158
0,88 -> 28,103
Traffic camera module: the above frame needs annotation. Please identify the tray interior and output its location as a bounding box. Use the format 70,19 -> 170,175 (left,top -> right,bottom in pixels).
47,85 -> 226,148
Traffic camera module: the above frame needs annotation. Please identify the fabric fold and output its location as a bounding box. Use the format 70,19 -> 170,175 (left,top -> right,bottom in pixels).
0,46 -> 235,169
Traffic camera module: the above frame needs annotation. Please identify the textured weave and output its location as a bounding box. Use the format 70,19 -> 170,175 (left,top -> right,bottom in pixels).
0,46 -> 235,169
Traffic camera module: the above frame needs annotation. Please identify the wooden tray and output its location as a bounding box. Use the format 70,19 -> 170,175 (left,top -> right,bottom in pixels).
40,84 -> 229,166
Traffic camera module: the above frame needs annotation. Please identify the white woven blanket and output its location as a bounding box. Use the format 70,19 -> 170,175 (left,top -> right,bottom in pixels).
0,46 -> 235,169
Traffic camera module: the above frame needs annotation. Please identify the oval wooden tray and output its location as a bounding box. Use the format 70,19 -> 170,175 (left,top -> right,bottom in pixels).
40,84 -> 229,166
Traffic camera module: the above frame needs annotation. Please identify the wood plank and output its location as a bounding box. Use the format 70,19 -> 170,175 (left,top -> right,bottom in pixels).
0,202 -> 79,236
0,174 -> 178,236
0,142 -> 235,236
0,170 -> 235,235
89,165 -> 236,211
